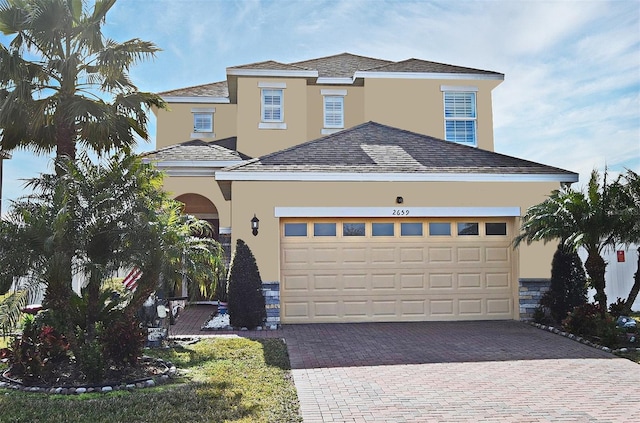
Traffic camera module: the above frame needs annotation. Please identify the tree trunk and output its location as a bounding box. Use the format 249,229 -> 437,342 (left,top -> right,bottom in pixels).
85,270 -> 102,343
585,252 -> 608,314
623,247 -> 640,315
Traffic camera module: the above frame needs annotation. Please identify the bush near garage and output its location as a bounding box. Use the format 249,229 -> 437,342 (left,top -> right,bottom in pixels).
227,239 -> 266,329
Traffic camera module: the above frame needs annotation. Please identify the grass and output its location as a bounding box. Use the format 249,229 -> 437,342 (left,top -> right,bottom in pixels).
0,337 -> 302,423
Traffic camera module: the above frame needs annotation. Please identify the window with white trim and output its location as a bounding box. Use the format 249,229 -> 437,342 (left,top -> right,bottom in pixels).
191,108 -> 215,138
324,96 -> 343,128
321,89 -> 347,135
443,90 -> 476,146
262,89 -> 283,122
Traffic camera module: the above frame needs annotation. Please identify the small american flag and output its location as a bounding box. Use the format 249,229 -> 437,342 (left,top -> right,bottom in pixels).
122,268 -> 142,291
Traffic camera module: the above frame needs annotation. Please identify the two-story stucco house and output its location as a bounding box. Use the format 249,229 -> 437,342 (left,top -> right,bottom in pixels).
144,53 -> 577,324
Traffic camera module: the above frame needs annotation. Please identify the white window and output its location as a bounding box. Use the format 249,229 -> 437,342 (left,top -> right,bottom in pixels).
321,89 -> 347,135
262,89 -> 283,122
193,113 -> 212,132
443,90 -> 477,146
324,96 -> 343,128
191,108 -> 215,138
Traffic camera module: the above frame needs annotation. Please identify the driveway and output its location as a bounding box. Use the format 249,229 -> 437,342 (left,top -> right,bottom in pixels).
282,321 -> 640,422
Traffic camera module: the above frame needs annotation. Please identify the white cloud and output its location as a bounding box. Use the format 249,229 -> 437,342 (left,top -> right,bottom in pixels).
1,0 -> 639,214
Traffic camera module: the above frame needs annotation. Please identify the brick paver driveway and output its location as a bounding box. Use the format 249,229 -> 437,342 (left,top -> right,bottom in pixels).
282,321 -> 640,422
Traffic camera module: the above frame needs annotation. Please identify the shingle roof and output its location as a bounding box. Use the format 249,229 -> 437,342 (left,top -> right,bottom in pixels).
159,81 -> 228,97
227,60 -> 309,71
160,53 -> 502,97
365,58 -> 503,76
141,139 -> 249,162
221,122 -> 577,178
290,53 -> 393,78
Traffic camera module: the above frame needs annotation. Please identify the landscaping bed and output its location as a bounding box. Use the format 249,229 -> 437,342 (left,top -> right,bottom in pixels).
0,337 -> 302,423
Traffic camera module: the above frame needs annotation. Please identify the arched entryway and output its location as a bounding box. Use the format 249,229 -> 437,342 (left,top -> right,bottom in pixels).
174,193 -> 222,302
175,193 -> 219,241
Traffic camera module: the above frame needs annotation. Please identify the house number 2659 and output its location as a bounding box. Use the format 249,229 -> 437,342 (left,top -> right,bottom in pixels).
392,209 -> 410,216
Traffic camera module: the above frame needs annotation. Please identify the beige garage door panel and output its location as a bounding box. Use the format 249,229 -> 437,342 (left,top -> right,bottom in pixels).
280,218 -> 516,323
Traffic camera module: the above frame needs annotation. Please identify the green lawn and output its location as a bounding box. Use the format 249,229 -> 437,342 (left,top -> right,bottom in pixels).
0,337 -> 302,423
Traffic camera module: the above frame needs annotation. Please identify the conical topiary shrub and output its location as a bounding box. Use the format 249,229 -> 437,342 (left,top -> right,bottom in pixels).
227,239 -> 266,329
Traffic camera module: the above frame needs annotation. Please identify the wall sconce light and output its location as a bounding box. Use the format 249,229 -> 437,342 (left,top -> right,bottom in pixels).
396,196 -> 404,204
251,214 -> 260,236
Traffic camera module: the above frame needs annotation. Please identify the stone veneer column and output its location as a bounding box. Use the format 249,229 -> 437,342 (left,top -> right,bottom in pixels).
262,282 -> 280,328
519,278 -> 551,320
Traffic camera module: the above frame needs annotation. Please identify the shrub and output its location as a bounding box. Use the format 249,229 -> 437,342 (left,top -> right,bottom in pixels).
76,339 -> 104,383
609,298 -> 627,318
562,303 -> 617,345
227,239 -> 266,329
100,311 -> 145,366
539,244 -> 587,324
9,314 -> 70,385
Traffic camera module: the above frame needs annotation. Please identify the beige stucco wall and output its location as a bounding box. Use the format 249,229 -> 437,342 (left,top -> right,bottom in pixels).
228,180 -> 560,282
154,103 -> 237,149
162,176 -> 231,229
235,77 -> 308,157
363,78 -> 500,151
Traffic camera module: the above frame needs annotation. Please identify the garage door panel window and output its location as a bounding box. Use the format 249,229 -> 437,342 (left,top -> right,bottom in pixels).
372,223 -> 394,237
457,222 -> 479,236
485,222 -> 507,236
343,223 -> 365,236
429,222 -> 451,236
284,223 -> 307,237
314,223 -> 337,237
401,222 -> 423,236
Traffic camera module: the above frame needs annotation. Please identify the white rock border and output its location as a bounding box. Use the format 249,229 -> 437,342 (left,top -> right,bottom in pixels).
527,321 -> 640,354
0,356 -> 177,395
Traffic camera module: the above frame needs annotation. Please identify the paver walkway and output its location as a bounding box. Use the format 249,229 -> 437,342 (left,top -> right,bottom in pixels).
171,306 -> 640,422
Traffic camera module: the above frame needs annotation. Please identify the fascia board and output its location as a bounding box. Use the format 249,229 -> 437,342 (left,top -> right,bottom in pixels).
274,206 -> 521,218
162,96 -> 230,104
226,69 -> 318,78
214,171 -> 579,183
316,77 -> 355,84
154,160 -> 243,168
354,71 -> 504,81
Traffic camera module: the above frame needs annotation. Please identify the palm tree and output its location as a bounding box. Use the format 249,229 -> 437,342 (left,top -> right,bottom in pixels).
0,0 -> 164,163
0,154 -> 225,347
614,170 -> 640,313
0,0 -> 165,313
514,170 -> 620,311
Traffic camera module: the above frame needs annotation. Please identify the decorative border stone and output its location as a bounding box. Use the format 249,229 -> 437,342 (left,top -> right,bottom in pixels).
526,321 -> 640,355
0,356 -> 177,395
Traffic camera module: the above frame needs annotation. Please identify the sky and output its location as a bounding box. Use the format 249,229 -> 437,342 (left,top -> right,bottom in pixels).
1,0 -> 639,216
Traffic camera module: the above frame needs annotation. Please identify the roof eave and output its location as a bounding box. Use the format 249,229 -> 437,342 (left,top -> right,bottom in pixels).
226,68 -> 319,78
354,71 -> 504,81
161,96 -> 230,104
214,171 -> 578,183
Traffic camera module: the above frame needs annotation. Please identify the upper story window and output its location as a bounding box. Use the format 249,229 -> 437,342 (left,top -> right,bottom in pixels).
262,89 -> 283,121
191,108 -> 215,138
259,82 -> 287,130
321,89 -> 347,135
442,86 -> 477,146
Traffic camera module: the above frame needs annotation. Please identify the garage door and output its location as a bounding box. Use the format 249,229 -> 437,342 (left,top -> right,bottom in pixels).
280,218 -> 516,323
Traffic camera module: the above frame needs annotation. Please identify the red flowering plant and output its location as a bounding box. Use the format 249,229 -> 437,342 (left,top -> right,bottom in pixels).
8,315 -> 70,385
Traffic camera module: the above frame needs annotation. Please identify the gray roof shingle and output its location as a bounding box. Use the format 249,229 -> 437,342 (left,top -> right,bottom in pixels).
159,81 -> 229,97
142,139 -> 249,162
160,53 -> 502,97
290,52 -> 393,78
221,122 -> 577,177
365,58 -> 503,76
